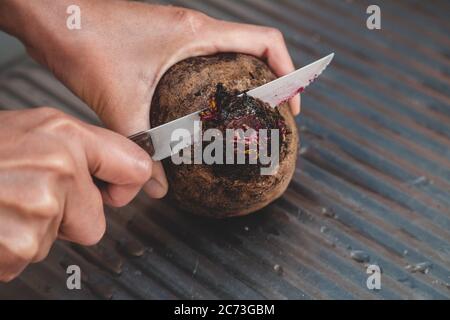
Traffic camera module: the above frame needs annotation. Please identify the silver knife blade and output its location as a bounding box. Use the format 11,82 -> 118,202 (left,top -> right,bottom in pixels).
134,110 -> 202,161
129,53 -> 334,161
246,52 -> 334,107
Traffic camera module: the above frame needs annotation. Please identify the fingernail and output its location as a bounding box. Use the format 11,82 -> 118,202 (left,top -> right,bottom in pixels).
145,178 -> 167,199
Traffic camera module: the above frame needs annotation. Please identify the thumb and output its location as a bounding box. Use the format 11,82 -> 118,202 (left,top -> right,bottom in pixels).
96,89 -> 169,199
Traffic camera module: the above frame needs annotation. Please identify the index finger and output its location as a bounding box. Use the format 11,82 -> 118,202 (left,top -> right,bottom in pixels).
81,124 -> 152,207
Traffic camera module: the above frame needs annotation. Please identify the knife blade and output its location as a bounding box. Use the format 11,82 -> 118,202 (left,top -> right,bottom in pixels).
129,53 -> 334,161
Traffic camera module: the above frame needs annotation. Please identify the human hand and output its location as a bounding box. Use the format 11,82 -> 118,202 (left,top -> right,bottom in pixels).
0,107 -> 151,282
1,0 -> 299,198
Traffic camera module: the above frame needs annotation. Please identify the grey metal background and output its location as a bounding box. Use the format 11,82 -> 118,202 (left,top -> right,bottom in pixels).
0,0 -> 449,299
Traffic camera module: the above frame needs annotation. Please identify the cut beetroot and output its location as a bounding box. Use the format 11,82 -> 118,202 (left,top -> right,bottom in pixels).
200,83 -> 287,157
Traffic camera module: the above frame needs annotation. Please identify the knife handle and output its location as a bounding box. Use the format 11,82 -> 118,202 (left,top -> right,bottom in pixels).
128,131 -> 155,157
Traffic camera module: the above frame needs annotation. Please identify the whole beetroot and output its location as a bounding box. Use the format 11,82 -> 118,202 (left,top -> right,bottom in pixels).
150,53 -> 299,218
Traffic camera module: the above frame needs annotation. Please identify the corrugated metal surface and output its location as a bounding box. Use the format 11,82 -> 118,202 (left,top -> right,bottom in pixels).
0,0 -> 449,299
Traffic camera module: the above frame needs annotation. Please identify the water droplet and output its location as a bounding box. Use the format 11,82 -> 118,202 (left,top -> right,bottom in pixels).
299,126 -> 308,132
409,176 -> 427,186
299,146 -> 309,155
321,207 -> 337,218
109,259 -> 123,275
193,260 -> 199,276
405,262 -> 432,274
273,264 -> 283,275
244,226 -> 249,232
320,226 -> 328,233
350,250 -> 370,263
118,239 -> 146,257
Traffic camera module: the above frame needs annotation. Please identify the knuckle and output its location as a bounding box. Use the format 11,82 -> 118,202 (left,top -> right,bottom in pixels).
174,8 -> 197,23
268,27 -> 284,41
175,8 -> 207,36
12,233 -> 40,262
39,107 -> 84,138
36,106 -> 64,119
32,142 -> 78,183
31,188 -> 61,219
44,151 -> 77,180
12,182 -> 61,220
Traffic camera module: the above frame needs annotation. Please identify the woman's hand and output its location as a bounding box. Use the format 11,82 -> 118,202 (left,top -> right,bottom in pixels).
0,0 -> 299,199
0,107 -> 151,282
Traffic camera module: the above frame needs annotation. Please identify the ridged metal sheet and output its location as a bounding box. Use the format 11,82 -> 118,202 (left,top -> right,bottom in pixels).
0,0 -> 449,299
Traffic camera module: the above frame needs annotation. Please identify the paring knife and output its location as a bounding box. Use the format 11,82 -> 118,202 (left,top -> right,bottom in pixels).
129,53 -> 334,160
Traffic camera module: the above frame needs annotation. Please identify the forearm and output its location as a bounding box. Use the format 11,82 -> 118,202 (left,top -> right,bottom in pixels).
1,1 -> 64,43
0,0 -> 26,37
0,0 -> 103,64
